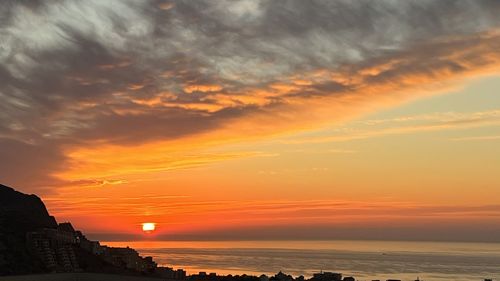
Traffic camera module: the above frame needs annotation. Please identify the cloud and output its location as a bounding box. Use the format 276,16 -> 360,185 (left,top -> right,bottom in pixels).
57,148 -> 276,181
66,179 -> 129,188
0,138 -> 67,190
450,135 -> 500,141
283,110 -> 500,144
45,196 -> 500,241
1,0 -> 500,190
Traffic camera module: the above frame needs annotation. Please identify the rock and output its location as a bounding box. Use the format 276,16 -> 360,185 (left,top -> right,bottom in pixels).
0,184 -> 58,275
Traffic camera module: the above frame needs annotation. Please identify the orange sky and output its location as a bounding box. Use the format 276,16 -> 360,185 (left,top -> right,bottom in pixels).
1,1 -> 500,242
40,73 -> 500,242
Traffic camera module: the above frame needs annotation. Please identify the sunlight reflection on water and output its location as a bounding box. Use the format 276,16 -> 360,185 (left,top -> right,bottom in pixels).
103,240 -> 500,281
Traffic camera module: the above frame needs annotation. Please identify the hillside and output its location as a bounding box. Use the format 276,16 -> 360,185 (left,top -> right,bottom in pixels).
0,184 -> 58,274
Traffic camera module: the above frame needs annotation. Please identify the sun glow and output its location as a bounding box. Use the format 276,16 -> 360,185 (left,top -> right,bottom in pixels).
142,223 -> 156,233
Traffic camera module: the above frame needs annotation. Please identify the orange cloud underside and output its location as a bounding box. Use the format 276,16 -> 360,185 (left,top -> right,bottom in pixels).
45,30 -> 500,236
57,31 -> 500,183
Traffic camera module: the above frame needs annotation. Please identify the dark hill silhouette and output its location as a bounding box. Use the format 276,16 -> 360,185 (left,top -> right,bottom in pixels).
0,184 -> 160,277
0,184 -> 58,274
0,184 -> 57,233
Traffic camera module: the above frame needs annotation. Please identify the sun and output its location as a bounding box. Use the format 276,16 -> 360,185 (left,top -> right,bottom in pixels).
142,222 -> 156,233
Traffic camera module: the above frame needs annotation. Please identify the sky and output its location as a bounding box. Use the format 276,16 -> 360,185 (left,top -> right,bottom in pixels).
1,0 -> 500,242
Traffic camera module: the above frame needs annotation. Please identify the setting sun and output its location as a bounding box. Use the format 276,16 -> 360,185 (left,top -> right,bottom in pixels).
142,223 -> 156,233
2,1 -> 500,280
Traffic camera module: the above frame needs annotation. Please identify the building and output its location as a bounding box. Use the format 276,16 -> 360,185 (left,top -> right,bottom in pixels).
56,245 -> 79,272
102,246 -> 157,273
26,223 -> 81,272
259,274 -> 270,281
26,231 -> 57,271
271,271 -> 294,281
312,272 -> 343,281
156,266 -> 187,279
0,240 -> 6,268
81,239 -> 105,255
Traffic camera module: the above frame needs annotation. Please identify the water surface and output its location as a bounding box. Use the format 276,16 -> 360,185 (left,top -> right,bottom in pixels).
103,240 -> 500,281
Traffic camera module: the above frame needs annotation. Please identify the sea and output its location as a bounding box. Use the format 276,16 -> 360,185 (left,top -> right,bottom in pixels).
102,240 -> 500,281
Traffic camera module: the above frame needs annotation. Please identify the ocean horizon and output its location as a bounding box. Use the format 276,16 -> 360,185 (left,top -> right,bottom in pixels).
103,240 -> 500,281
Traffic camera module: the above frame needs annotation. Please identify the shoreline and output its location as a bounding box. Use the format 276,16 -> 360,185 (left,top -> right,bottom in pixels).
0,271 -> 494,281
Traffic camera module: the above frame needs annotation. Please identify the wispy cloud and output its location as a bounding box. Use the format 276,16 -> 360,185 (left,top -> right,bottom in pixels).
1,0 -> 500,190
327,149 -> 358,154
45,196 -> 500,238
67,179 -> 128,188
450,135 -> 500,141
284,110 -> 500,144
57,149 -> 277,182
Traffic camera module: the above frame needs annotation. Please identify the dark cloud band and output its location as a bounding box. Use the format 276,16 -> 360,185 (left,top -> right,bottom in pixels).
1,0 -> 500,190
